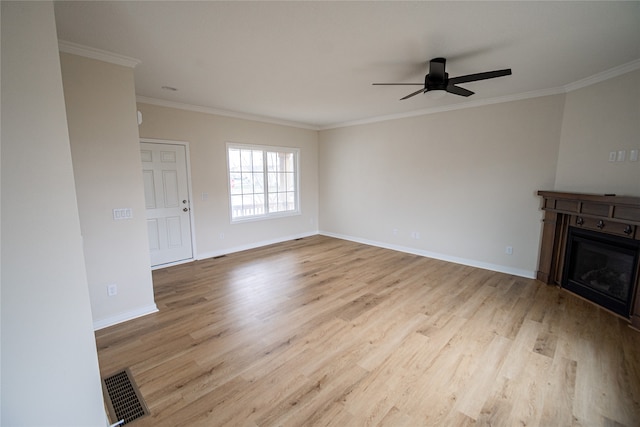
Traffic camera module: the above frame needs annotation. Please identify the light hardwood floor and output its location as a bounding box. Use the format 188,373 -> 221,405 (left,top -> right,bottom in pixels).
95,235 -> 640,426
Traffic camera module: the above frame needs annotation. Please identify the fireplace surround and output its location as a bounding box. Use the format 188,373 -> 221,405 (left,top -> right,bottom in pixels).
537,191 -> 640,329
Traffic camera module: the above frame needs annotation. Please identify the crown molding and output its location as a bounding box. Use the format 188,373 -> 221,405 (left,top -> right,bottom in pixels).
563,58 -> 640,92
321,86 -> 566,130
135,96 -> 319,131
58,40 -> 141,68
136,88 -> 564,133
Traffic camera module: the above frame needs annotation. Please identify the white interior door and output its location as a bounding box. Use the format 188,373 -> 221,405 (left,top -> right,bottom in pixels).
141,142 -> 193,267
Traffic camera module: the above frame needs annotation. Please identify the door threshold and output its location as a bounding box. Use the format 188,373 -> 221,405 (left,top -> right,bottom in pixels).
151,257 -> 194,270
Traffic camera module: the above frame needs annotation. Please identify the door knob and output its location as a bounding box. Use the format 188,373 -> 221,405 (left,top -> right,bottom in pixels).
183,207 -> 188,212
182,200 -> 187,204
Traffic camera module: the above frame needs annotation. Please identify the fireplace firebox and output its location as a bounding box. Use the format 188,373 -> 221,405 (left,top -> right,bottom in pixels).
562,227 -> 639,318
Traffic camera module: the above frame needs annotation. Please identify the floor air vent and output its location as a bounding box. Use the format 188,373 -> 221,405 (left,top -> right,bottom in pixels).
102,368 -> 149,425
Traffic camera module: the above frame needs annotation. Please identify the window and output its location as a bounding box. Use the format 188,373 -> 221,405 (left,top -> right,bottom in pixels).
227,143 -> 299,222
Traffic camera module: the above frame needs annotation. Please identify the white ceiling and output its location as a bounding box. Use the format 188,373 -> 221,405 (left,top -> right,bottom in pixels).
53,1 -> 640,130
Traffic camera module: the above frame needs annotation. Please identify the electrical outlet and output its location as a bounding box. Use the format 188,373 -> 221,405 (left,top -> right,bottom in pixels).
505,246 -> 513,255
107,284 -> 118,296
392,228 -> 398,236
411,231 -> 421,239
219,232 -> 225,240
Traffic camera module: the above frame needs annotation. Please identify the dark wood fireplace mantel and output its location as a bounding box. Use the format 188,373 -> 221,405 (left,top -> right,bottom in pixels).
537,191 -> 640,328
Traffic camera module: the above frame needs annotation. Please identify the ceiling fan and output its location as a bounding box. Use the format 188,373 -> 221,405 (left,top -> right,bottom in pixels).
373,57 -> 512,100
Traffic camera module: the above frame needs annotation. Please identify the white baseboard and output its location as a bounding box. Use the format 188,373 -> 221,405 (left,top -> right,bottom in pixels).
93,304 -> 159,331
319,231 -> 536,279
196,230 -> 319,261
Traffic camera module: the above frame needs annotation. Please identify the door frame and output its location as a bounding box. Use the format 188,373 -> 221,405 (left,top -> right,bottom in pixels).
140,138 -> 197,269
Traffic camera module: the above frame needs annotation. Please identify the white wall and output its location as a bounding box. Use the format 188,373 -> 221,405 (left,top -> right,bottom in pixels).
136,103 -> 319,258
60,53 -> 157,329
555,69 -> 640,196
0,2 -> 105,425
319,95 -> 565,277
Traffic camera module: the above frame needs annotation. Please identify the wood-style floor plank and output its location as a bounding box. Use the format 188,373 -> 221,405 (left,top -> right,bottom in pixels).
95,235 -> 640,426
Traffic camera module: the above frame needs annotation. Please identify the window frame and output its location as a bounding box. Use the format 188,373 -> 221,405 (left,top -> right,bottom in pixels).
226,142 -> 301,223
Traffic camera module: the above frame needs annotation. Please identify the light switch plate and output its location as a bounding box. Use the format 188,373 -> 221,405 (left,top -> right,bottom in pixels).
113,208 -> 133,220
630,149 -> 639,162
609,151 -> 617,162
617,150 -> 626,162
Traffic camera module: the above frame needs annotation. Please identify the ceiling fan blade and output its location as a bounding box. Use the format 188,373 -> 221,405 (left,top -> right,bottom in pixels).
400,87 -> 426,100
446,85 -> 474,97
372,83 -> 423,85
448,69 -> 512,85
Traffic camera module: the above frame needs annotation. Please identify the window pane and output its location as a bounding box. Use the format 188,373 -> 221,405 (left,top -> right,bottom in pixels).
254,194 -> 265,215
270,152 -> 278,170
287,192 -> 295,210
268,193 -> 278,212
253,151 -> 264,170
278,173 -> 287,192
267,172 -> 278,192
229,173 -> 240,195
286,173 -> 294,191
231,195 -> 242,218
240,150 -> 253,172
281,196 -> 289,211
242,194 -> 254,210
228,149 -> 241,172
241,174 -> 253,193
284,153 -> 293,172
254,173 -> 264,192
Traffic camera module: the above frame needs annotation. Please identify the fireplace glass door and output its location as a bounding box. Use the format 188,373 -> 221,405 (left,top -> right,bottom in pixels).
563,227 -> 639,318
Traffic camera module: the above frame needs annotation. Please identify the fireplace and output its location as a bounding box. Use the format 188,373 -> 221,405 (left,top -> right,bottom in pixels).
562,227 -> 639,318
536,191 -> 640,328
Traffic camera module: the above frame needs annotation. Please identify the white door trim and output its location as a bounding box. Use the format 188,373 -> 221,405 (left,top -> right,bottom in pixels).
140,138 -> 197,269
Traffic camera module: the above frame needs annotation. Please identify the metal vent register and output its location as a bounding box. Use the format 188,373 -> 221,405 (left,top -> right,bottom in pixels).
102,369 -> 149,425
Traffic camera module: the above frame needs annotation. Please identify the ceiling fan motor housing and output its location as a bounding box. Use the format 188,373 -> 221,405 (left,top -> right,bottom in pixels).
425,72 -> 448,92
